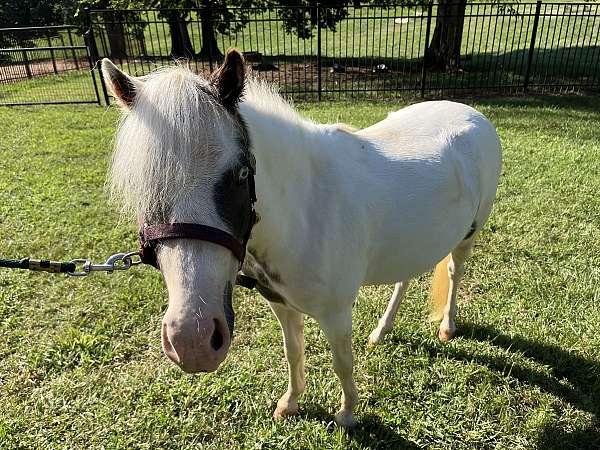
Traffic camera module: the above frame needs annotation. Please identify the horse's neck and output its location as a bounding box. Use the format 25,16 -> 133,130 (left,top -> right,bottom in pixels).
239,101 -> 325,257
241,101 -> 320,176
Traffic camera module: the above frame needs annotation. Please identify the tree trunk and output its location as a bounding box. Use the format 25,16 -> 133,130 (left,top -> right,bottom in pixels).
131,22 -> 148,58
105,14 -> 127,59
166,15 -> 195,58
136,33 -> 147,58
197,1 -> 223,60
427,0 -> 467,71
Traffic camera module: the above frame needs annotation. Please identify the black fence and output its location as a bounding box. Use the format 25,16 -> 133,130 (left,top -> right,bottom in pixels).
1,3 -> 598,106
87,2 -> 600,102
0,25 -> 100,105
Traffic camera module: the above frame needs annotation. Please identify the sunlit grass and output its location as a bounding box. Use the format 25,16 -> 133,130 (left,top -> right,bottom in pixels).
0,95 -> 599,449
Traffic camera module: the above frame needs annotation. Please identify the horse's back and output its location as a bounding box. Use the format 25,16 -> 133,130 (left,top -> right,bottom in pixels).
355,101 -> 501,284
359,100 -> 501,201
360,101 -> 499,158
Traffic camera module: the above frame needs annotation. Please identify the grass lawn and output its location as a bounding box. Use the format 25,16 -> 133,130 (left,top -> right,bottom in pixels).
0,95 -> 599,449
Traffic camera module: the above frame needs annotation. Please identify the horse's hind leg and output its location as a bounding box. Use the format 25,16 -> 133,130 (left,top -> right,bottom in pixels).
368,280 -> 410,346
430,236 -> 477,342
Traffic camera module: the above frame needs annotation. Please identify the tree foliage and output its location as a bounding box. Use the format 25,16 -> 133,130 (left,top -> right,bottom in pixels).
276,0 -> 351,39
0,0 -> 64,28
0,0 -> 71,48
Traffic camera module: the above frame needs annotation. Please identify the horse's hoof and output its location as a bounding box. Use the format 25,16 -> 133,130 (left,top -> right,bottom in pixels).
334,409 -> 357,428
367,330 -> 384,347
437,327 -> 455,342
273,403 -> 298,420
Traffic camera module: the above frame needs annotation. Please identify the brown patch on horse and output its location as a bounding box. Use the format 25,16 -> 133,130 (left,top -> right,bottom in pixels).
243,250 -> 286,304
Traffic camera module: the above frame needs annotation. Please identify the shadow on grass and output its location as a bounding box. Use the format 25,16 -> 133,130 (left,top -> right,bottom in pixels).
426,322 -> 600,449
456,323 -> 600,414
301,403 -> 419,449
350,414 -> 420,450
301,319 -> 599,448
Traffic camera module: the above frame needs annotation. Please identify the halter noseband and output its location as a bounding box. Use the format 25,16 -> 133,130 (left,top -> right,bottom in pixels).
138,222 -> 250,268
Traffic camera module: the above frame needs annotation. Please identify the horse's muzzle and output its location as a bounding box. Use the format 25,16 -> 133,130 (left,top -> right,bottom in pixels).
161,312 -> 231,373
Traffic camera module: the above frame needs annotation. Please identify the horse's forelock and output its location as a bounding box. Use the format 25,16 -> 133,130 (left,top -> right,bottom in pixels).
108,66 -> 240,221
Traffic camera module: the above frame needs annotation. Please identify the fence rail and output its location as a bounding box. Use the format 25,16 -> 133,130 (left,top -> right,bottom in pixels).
1,3 -> 598,106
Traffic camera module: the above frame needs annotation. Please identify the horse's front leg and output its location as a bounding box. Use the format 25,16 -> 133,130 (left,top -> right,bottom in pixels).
269,302 -> 306,419
318,309 -> 358,428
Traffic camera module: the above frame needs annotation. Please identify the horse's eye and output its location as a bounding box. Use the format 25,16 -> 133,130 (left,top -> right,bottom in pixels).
238,166 -> 249,183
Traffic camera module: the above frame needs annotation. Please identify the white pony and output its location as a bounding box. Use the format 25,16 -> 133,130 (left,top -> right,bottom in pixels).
102,50 -> 501,427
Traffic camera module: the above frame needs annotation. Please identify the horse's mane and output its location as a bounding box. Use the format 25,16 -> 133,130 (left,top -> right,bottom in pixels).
243,80 -> 357,136
242,78 -> 310,129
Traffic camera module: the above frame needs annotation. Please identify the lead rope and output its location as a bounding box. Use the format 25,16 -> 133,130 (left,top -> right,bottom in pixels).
0,251 -> 142,277
0,257 -> 76,273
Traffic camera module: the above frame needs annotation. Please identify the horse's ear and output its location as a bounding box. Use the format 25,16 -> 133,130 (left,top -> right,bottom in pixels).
210,49 -> 245,111
101,58 -> 141,109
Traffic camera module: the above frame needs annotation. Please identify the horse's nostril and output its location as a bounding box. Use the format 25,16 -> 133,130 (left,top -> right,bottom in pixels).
210,319 -> 224,351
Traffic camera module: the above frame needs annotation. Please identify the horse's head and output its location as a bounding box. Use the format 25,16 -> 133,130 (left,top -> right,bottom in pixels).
102,51 -> 255,373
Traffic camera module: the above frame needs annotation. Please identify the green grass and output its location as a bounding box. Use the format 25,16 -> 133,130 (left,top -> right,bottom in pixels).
0,95 -> 599,449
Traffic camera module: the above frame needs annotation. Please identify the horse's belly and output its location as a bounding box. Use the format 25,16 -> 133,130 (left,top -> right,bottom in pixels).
362,200 -> 475,285
363,249 -> 445,285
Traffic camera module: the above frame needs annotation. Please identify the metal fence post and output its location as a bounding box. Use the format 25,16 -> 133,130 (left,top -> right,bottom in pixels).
421,2 -> 433,98
316,3 -> 322,101
207,5 -> 214,73
67,28 -> 80,70
21,49 -> 33,78
46,31 -> 58,74
524,0 -> 542,92
85,7 -> 109,105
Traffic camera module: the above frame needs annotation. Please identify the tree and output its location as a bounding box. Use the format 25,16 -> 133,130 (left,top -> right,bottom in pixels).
426,0 -> 519,71
124,0 -> 353,60
198,0 -> 219,58
0,0 -> 64,47
195,0 -> 269,60
74,1 -> 129,58
427,0 -> 467,71
106,0 -> 225,60
137,0 -> 269,60
72,0 -> 362,61
104,10 -> 128,58
153,0 -> 197,58
76,0 -> 189,59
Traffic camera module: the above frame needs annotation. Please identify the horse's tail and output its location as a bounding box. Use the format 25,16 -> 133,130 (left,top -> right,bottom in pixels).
429,254 -> 451,321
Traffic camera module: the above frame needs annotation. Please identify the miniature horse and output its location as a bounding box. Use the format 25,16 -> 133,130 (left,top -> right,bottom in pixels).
101,50 -> 501,427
